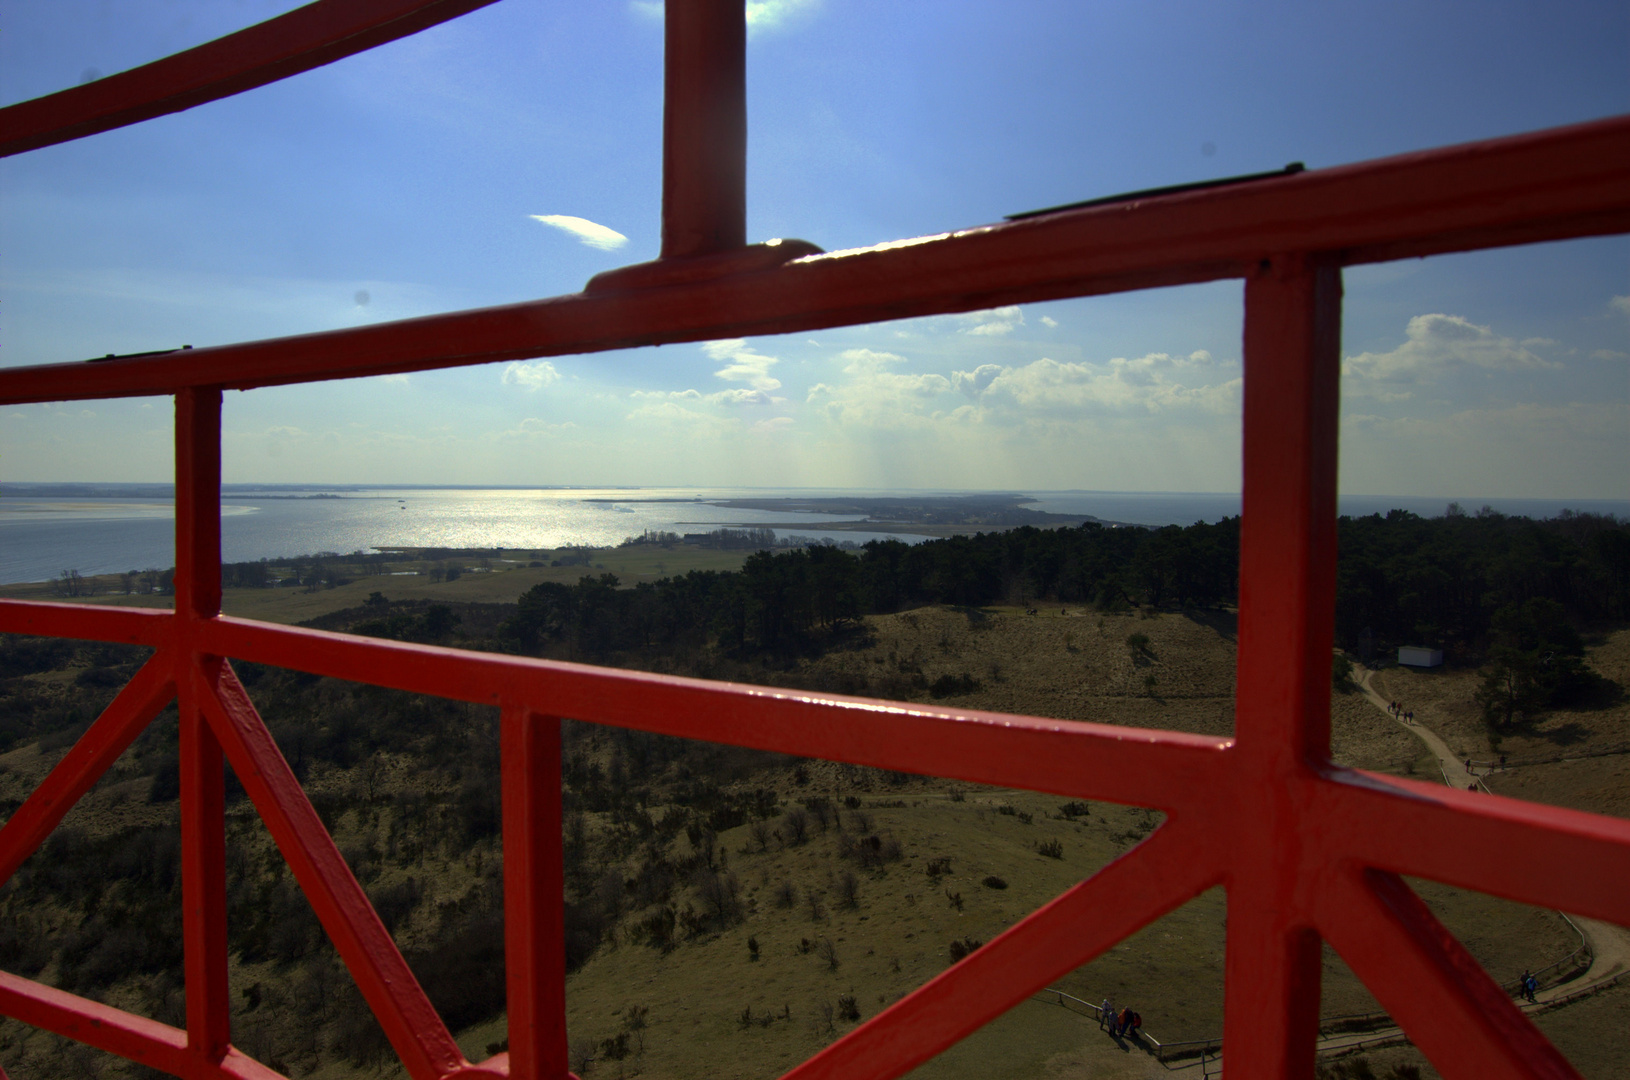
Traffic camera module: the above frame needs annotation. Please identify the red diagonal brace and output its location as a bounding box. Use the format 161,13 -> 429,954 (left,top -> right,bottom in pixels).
197,659 -> 468,1080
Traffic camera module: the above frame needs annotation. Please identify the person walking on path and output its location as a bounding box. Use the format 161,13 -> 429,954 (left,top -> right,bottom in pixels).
1099,999 -> 1114,1030
1116,1006 -> 1132,1037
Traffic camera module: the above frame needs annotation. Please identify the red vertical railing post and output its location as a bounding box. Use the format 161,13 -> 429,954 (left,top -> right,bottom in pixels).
174,387 -> 224,625
502,707 -> 567,1080
1225,254 -> 1344,1078
661,0 -> 746,259
174,386 -> 232,1064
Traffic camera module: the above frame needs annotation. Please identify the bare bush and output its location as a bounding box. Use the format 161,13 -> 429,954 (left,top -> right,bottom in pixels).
782,807 -> 811,846
836,870 -> 860,909
804,797 -> 835,833
816,937 -> 839,971
773,880 -> 798,908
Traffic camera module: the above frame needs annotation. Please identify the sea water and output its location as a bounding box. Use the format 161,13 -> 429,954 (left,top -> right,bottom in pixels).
2,486 -> 1625,585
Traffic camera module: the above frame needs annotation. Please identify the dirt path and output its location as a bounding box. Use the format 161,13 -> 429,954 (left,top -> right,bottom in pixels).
1356,668 -> 1482,789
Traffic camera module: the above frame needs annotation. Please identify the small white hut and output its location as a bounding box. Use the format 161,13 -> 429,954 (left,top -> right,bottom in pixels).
1397,646 -> 1443,668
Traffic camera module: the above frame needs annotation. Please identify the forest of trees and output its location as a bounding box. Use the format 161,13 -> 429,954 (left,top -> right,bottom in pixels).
497,509 -> 1630,668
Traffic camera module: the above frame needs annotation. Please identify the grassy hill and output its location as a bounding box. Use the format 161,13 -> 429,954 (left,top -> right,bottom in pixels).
1,571 -> 1624,1079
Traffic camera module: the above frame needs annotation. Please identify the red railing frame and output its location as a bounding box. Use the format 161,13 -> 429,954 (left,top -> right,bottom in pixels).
1,3 -> 1628,1079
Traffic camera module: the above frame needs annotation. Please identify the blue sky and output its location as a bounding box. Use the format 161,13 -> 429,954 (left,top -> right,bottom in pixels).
2,0 -> 1626,496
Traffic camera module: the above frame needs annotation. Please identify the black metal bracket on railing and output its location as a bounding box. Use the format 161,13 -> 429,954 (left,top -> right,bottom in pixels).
1005,163 -> 1305,220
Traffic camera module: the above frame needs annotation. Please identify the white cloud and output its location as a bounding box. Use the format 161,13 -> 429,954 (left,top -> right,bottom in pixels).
1610,295 -> 1630,317
966,351 -> 1239,415
752,416 -> 795,434
630,0 -> 820,35
704,339 -> 782,391
958,305 -> 1024,337
952,364 -> 1004,398
530,214 -> 628,251
746,0 -> 821,32
807,348 -> 955,427
1040,316 -> 1059,328
502,360 -> 562,390
1343,313 -> 1559,388
838,347 -> 908,373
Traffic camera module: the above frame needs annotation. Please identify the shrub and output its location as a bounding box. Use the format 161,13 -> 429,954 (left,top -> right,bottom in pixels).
925,857 -> 952,878
947,937 -> 983,962
836,994 -> 860,1022
816,938 -> 839,971
837,871 -> 861,909
928,672 -> 981,697
982,875 -> 1007,890
747,935 -> 760,960
1058,802 -> 1090,819
782,807 -> 811,846
946,890 -> 963,912
1037,839 -> 1064,859
774,880 -> 798,908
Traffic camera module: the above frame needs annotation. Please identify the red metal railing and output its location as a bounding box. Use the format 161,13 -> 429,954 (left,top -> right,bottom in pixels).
1,3 -> 1628,1079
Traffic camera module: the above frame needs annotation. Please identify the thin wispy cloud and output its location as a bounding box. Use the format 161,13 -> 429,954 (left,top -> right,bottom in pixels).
530,214 -> 628,251
704,339 -> 782,391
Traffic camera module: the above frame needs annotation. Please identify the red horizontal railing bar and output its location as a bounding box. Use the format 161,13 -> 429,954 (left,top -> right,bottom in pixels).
196,613 -> 1231,812
0,113 -> 1625,406
0,0 -> 500,158
0,599 -> 172,645
1313,770 -> 1630,926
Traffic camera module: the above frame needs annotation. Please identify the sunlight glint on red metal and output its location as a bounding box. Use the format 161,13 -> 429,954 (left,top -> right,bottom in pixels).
0,2 -> 1627,1079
